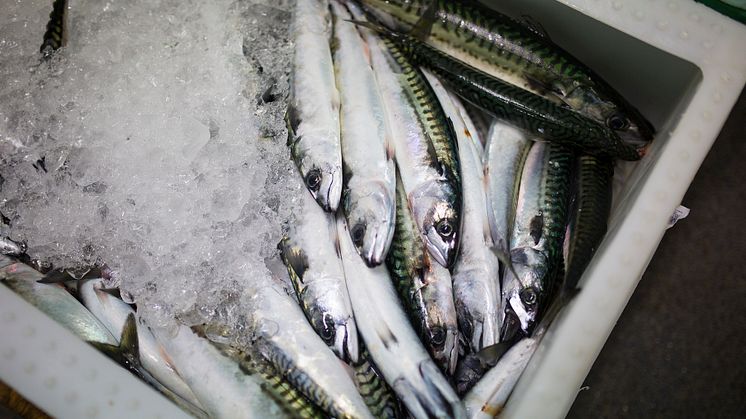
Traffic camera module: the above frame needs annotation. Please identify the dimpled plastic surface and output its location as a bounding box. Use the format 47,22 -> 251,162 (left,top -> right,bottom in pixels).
1,1 -> 745,418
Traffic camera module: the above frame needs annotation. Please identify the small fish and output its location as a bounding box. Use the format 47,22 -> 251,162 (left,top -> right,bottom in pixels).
484,121 -> 532,262
278,190 -> 358,363
152,324 -> 289,419
386,174 -> 459,374
363,14 -> 462,267
500,142 -> 573,342
338,216 -> 466,419
287,0 -> 343,211
422,70 -> 500,353
0,257 -> 117,347
353,22 -> 642,161
356,0 -> 655,149
331,0 -> 396,267
78,278 -> 204,412
251,282 -> 374,419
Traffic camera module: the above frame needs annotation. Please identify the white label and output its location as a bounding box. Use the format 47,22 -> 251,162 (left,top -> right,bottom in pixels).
666,205 -> 691,229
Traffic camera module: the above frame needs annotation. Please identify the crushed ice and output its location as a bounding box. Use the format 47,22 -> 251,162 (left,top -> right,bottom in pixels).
0,0 -> 301,331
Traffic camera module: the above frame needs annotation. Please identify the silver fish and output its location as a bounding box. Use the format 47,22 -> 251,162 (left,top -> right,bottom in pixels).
422,71 -> 501,353
361,3 -> 461,267
331,0 -> 396,267
278,190 -> 358,362
251,282 -> 374,419
338,216 -> 466,419
484,121 -> 532,262
287,0 -> 343,211
79,278 -> 204,412
152,324 -> 287,419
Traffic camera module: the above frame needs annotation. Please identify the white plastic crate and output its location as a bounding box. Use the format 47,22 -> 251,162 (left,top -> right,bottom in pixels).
1,1 -> 745,418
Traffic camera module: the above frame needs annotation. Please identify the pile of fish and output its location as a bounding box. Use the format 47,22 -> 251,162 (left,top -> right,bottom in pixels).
0,0 -> 654,418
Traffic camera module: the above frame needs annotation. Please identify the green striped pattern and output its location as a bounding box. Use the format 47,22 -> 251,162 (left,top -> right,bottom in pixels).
564,155 -> 613,291
261,343 -> 353,418
214,344 -> 325,419
539,144 -> 574,297
40,0 -> 67,58
352,350 -> 403,419
385,31 -> 640,161
381,37 -> 461,186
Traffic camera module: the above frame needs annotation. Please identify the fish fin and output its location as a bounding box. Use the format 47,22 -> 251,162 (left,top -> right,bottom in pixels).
91,314 -> 141,373
277,238 -> 308,284
96,286 -> 123,300
475,341 -> 513,368
446,117 -> 458,151
285,105 -> 301,145
36,269 -> 72,284
385,135 -> 395,161
409,1 -> 438,41
525,74 -> 552,95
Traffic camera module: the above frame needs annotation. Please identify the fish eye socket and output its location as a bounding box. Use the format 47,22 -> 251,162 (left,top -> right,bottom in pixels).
351,224 -> 366,245
319,323 -> 335,343
305,170 -> 322,191
519,287 -> 538,306
606,112 -> 629,131
430,326 -> 446,346
435,220 -> 454,238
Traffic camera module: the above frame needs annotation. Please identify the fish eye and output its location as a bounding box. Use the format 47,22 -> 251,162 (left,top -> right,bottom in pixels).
318,314 -> 335,344
351,224 -> 366,246
519,287 -> 538,306
606,112 -> 629,131
305,170 -> 322,192
430,326 -> 446,346
435,220 -> 454,238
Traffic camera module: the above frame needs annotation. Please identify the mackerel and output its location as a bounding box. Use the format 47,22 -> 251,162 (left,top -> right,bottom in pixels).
363,11 -> 462,267
278,190 -> 358,362
422,70 -> 500,353
386,175 -> 458,374
338,216 -> 466,419
500,142 -> 572,341
331,0 -> 396,267
287,0 -> 343,211
357,0 -> 655,148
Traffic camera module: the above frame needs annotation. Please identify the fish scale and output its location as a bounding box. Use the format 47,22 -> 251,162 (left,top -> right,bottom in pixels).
373,28 -> 640,161
563,154 -> 614,292
358,0 -> 654,148
352,349 -> 403,419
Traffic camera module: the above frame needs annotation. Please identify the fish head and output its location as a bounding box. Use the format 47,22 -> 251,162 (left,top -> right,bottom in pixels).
421,265 -> 459,375
306,302 -> 359,363
342,181 -> 396,267
500,249 -> 548,342
421,199 -> 460,268
566,87 -> 655,149
299,161 -> 342,212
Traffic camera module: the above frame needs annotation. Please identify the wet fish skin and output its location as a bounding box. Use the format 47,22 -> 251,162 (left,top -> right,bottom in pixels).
361,25 -> 641,161
331,0 -> 396,267
386,175 -> 458,374
78,278 -> 204,412
563,154 -> 614,291
357,0 -> 654,149
484,121 -> 532,262
338,215 -> 466,419
351,348 -> 404,419
251,283 -> 374,419
500,142 -> 572,341
278,190 -> 358,363
363,18 -> 462,267
287,0 -> 343,211
422,70 -> 500,354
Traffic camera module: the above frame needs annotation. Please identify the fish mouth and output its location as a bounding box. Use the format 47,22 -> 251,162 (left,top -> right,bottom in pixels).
360,219 -> 395,267
392,360 -> 465,419
333,321 -> 359,364
313,168 -> 343,212
424,236 -> 456,268
499,306 -> 524,343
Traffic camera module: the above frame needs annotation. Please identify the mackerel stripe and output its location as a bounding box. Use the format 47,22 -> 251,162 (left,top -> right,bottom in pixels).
352,349 -> 403,419
563,154 -> 613,291
382,31 -> 640,161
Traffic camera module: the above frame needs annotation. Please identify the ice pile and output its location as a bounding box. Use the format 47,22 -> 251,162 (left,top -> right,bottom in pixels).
0,0 -> 301,329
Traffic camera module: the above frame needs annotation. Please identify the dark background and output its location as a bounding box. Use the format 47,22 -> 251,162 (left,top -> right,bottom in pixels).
567,90 -> 746,418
